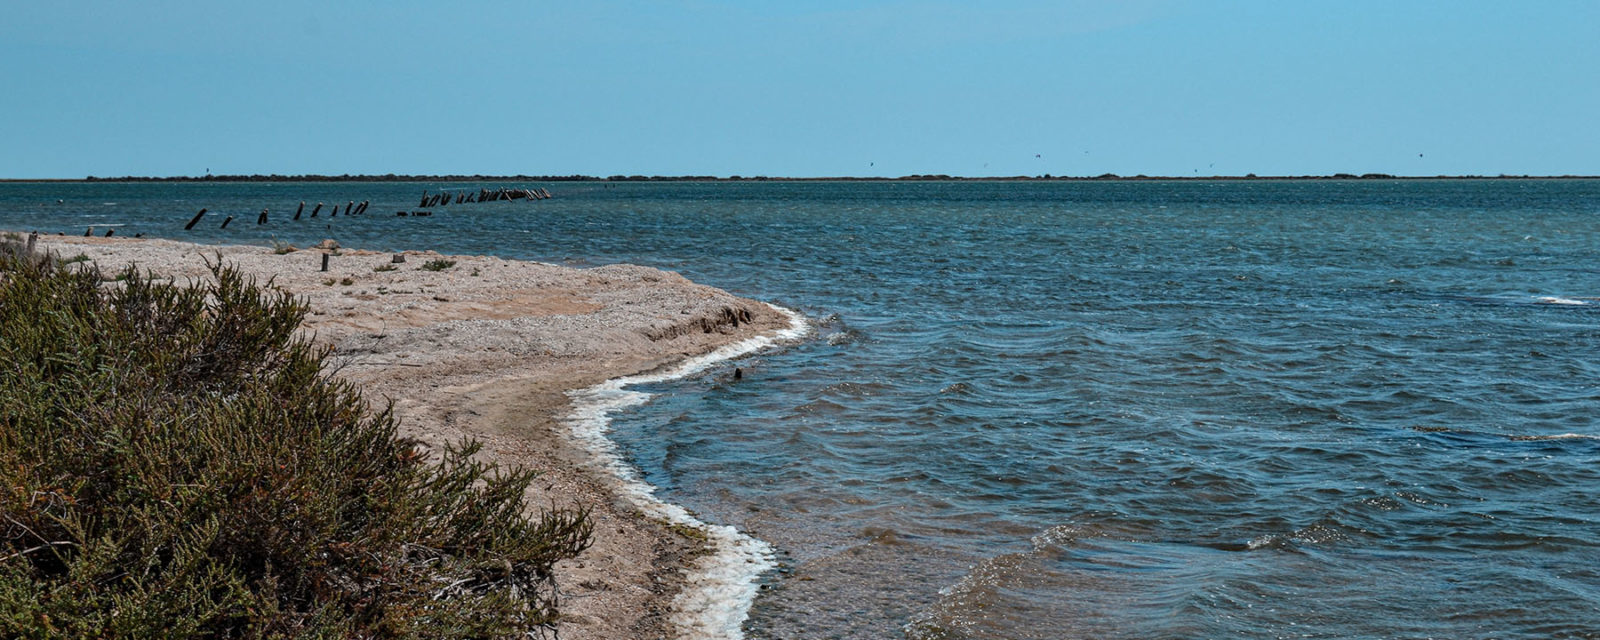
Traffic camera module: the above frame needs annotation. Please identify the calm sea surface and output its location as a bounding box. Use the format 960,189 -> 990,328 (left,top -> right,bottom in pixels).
4,180 -> 1600,638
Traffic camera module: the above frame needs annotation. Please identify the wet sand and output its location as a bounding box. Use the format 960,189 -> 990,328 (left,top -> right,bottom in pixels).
24,234 -> 791,640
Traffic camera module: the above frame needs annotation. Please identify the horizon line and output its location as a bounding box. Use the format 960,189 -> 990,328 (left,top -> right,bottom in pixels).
4,172 -> 1600,183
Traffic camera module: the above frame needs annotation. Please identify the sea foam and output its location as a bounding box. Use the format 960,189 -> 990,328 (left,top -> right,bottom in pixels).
565,303 -> 808,640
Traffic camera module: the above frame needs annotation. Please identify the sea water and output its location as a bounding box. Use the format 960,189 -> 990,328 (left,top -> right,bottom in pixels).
3,179 -> 1598,638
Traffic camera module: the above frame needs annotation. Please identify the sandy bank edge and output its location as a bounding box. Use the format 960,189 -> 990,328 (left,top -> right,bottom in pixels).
17,234 -> 796,640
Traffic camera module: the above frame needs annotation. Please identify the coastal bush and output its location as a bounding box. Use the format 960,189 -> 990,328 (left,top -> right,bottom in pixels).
0,253 -> 591,638
420,259 -> 456,272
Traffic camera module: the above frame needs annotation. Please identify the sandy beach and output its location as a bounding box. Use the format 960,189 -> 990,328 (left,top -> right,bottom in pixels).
22,234 -> 792,640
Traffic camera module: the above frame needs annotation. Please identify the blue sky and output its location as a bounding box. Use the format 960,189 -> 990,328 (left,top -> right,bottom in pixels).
2,1 -> 1596,178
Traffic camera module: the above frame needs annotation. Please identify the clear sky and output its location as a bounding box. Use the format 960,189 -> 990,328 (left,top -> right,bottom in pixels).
2,1 -> 1596,178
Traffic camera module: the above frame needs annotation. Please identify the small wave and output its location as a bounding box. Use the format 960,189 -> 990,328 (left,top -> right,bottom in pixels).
825,329 -> 862,346
1506,433 -> 1600,441
564,303 -> 808,640
1533,296 -> 1588,306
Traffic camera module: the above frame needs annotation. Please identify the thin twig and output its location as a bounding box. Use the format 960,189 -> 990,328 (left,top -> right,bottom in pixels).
0,540 -> 79,563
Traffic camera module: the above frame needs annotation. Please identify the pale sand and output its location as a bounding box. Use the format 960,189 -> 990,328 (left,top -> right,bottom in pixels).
24,234 -> 792,640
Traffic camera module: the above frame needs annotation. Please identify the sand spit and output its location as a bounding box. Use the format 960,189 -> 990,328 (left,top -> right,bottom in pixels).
22,235 -> 793,640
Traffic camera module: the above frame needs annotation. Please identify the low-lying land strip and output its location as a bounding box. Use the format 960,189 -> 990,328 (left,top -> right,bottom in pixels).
7,234 -> 790,639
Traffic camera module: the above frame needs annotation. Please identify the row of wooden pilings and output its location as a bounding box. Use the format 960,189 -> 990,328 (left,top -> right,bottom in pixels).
182,200 -> 372,231
417,187 -> 551,209
173,186 -> 554,231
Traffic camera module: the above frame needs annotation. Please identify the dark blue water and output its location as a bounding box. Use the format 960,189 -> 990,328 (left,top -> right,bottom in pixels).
5,180 -> 1600,638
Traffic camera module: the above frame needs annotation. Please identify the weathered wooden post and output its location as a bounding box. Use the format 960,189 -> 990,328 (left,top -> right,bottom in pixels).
419,191 -> 430,207
104,228 -> 114,237
25,232 -> 36,255
257,208 -> 269,225
311,202 -> 323,218
321,253 -> 330,272
295,201 -> 305,219
184,208 -> 207,230
220,216 -> 234,229
85,226 -> 93,236
330,204 -> 339,217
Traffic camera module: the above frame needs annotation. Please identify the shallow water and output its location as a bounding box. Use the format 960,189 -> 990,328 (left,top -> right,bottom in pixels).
5,179 -> 1599,638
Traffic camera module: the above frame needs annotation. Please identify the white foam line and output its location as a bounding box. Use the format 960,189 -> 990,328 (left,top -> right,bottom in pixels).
565,303 -> 808,640
1535,296 -> 1588,306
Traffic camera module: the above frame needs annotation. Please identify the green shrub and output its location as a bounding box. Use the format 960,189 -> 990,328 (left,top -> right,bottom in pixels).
0,255 -> 591,638
420,260 -> 456,272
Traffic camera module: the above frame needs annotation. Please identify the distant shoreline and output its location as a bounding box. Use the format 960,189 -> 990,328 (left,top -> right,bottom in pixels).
3,173 -> 1598,184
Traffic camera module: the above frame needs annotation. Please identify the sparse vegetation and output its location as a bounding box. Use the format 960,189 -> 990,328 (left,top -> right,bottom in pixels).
373,264 -> 398,273
0,253 -> 591,637
60,253 -> 90,265
270,239 -> 296,255
340,277 -> 355,286
421,259 -> 457,272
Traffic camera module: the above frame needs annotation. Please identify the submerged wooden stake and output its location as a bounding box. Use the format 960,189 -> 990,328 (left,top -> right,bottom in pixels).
184,208 -> 207,230
220,216 -> 233,229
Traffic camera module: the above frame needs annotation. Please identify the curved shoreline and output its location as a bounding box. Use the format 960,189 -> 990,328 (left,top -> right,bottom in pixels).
565,304 -> 808,639
15,233 -> 799,640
